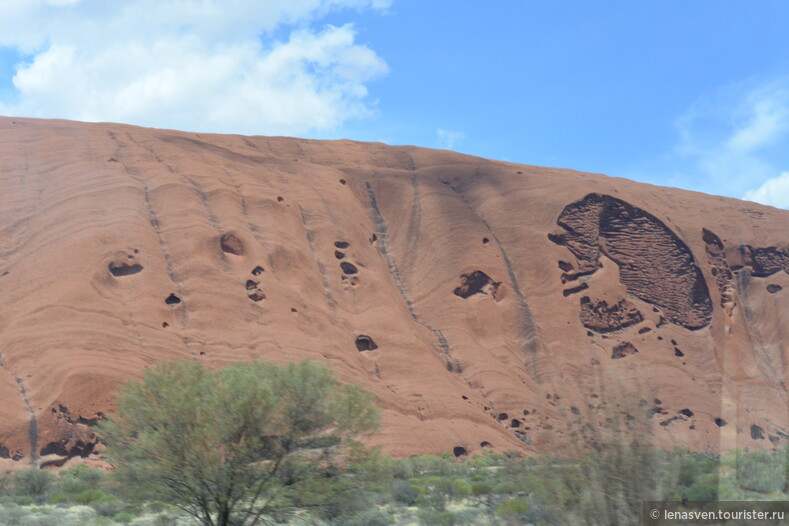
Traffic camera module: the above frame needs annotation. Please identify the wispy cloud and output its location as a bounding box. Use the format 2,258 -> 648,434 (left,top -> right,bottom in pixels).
0,0 -> 391,135
670,76 -> 789,207
436,128 -> 465,150
743,172 -> 789,209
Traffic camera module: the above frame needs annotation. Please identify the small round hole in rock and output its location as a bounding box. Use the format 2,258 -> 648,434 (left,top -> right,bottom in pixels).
751,424 -> 765,440
334,251 -> 345,259
165,293 -> 181,305
220,233 -> 244,255
497,412 -> 508,421
291,308 -> 297,313
162,322 -> 169,328
248,292 -> 266,302
108,262 -> 144,277
355,335 -> 378,352
339,178 -> 347,185
340,262 -> 358,275
510,419 -> 521,428
482,237 -> 489,244
480,441 -> 492,448
277,196 -> 284,202
246,280 -> 258,290
453,446 -> 467,458
251,266 -> 264,275
334,241 -> 350,249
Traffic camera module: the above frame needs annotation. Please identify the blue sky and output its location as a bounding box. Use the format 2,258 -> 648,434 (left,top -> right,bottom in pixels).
1,1 -> 788,207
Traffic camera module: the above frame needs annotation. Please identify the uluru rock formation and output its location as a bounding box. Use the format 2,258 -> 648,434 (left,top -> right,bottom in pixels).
0,117 -> 788,469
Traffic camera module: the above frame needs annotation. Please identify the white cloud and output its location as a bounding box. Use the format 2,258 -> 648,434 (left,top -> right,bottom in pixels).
743,171 -> 789,209
436,128 -> 465,150
672,77 -> 789,200
0,0 -> 390,135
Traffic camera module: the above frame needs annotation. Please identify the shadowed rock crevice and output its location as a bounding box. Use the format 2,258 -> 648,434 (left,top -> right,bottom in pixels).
40,439 -> 95,458
767,284 -> 783,294
563,282 -> 589,296
551,193 -> 712,329
220,233 -> 244,255
751,424 -> 765,440
579,296 -> 643,333
108,262 -> 143,276
740,245 -> 789,277
355,335 -> 378,352
703,228 -> 736,314
453,270 -> 501,299
165,293 -> 181,305
340,262 -> 358,275
611,341 -> 638,359
0,445 -> 22,461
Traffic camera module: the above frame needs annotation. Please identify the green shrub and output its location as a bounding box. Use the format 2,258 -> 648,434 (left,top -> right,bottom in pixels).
73,488 -> 112,505
417,509 -> 457,526
496,498 -> 529,522
0,503 -> 30,524
391,481 -> 423,506
12,469 -> 54,503
46,493 -> 68,505
344,508 -> 392,526
92,497 -> 126,518
113,511 -> 136,523
737,450 -> 786,493
680,473 -> 719,502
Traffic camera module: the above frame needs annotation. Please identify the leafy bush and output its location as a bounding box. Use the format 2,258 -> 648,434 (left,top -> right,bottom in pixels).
91,497 -> 126,518
343,508 -> 392,526
496,498 -> 529,521
0,503 -> 30,524
46,493 -> 68,505
391,481 -> 423,506
113,511 -> 136,523
417,509 -> 458,526
13,469 -> 54,503
737,449 -> 786,493
73,488 -> 113,505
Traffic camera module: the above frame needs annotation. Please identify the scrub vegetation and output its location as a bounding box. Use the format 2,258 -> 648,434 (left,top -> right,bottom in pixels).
0,360 -> 786,526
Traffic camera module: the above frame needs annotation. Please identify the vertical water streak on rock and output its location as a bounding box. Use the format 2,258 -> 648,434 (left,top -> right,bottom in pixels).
444,182 -> 542,378
298,205 -> 337,310
736,269 -> 786,390
366,182 -> 417,320
15,377 -> 37,462
366,182 -> 457,369
109,131 -> 194,356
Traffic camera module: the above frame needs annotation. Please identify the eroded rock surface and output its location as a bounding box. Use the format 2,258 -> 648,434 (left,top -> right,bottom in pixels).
454,270 -> 501,299
579,296 -> 643,333
551,194 -> 712,329
740,246 -> 789,277
702,228 -> 735,312
0,117 -> 787,465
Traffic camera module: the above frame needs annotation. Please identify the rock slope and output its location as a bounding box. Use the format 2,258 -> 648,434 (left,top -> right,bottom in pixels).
0,117 -> 787,468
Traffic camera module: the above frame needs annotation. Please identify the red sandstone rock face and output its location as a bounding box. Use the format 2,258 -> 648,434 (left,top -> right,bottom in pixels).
0,117 -> 788,469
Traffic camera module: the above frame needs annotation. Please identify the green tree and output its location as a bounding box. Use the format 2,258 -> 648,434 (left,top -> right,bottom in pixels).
12,468 -> 54,503
100,359 -> 378,526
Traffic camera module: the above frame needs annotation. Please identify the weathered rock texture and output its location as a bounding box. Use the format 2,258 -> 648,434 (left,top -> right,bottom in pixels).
0,117 -> 788,469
